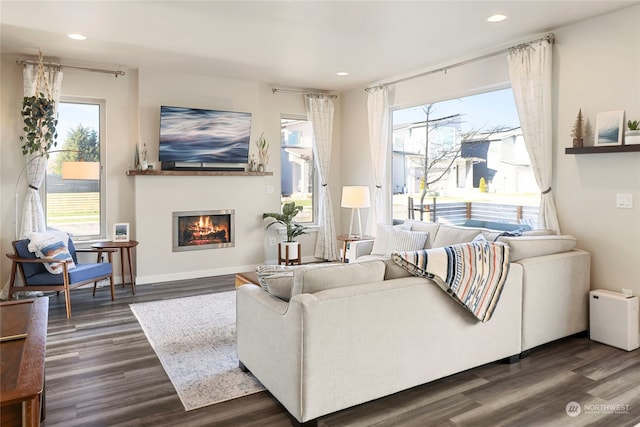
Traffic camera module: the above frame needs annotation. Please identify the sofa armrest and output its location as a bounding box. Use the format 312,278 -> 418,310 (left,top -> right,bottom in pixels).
348,239 -> 375,261
518,249 -> 590,351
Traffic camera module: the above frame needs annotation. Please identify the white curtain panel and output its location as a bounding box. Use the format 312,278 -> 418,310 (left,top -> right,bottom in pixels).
306,94 -> 339,260
19,63 -> 63,238
367,85 -> 390,231
507,39 -> 560,233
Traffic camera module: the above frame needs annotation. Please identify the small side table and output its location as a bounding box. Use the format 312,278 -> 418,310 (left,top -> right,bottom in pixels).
92,240 -> 139,295
336,234 -> 375,263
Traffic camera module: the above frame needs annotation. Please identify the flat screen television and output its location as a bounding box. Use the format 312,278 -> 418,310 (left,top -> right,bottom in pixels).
159,105 -> 252,170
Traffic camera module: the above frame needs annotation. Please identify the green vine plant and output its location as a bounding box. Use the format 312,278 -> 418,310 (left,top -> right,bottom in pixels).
19,92 -> 58,156
628,120 -> 639,131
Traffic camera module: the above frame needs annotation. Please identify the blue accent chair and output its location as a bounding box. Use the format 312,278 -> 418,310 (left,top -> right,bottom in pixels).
6,236 -> 116,318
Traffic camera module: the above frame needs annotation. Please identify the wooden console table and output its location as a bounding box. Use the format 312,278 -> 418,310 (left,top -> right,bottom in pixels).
0,298 -> 49,427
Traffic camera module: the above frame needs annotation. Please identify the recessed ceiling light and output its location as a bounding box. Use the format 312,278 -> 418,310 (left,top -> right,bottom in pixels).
487,14 -> 507,23
68,33 -> 87,40
336,71 -> 350,77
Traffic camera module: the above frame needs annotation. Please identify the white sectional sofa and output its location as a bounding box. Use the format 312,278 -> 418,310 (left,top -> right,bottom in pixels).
236,221 -> 590,426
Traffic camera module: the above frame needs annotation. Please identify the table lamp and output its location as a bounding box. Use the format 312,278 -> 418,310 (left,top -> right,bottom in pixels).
341,186 -> 370,238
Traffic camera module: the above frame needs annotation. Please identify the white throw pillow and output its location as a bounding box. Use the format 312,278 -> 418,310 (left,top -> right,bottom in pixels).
388,229 -> 429,255
370,223 -> 409,256
27,231 -> 75,274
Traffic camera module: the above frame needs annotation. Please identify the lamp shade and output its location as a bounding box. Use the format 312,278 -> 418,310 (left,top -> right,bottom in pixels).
61,161 -> 100,180
341,186 -> 371,209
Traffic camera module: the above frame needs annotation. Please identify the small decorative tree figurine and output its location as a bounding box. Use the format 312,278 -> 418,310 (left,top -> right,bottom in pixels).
571,109 -> 587,147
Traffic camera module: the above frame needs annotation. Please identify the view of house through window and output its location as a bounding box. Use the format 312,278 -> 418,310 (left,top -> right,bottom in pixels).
46,99 -> 105,239
391,88 -> 540,228
280,116 -> 314,223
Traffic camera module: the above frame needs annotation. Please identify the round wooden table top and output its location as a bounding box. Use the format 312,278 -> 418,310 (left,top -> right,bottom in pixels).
91,240 -> 139,249
336,234 -> 375,242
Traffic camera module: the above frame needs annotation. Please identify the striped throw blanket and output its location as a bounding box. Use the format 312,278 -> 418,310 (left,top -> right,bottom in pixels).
392,237 -> 511,322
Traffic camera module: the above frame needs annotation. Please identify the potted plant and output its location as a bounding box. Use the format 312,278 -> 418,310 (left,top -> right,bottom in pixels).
20,92 -> 58,156
263,201 -> 308,261
625,119 -> 640,145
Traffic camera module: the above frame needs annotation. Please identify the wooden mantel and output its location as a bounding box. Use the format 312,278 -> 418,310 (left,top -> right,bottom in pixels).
126,169 -> 273,177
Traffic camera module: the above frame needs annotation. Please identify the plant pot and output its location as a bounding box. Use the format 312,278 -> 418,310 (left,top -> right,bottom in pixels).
572,138 -> 584,148
280,241 -> 299,259
625,130 -> 640,145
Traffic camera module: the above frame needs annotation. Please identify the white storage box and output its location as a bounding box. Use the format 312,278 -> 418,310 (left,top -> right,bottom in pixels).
589,289 -> 639,351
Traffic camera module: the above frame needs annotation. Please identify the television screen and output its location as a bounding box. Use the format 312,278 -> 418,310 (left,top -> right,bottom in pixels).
159,106 -> 252,164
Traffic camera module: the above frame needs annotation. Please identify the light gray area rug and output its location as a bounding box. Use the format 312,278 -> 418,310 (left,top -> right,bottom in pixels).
130,291 -> 264,411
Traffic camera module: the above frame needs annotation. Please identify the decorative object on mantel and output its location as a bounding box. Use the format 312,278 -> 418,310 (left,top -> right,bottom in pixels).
256,132 -> 269,171
263,201 -> 308,263
625,119 -> 640,145
139,143 -> 148,170
595,110 -> 624,146
248,154 -> 257,172
570,109 -> 587,148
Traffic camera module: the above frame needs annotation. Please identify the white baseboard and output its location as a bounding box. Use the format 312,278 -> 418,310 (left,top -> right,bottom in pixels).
136,264 -> 258,285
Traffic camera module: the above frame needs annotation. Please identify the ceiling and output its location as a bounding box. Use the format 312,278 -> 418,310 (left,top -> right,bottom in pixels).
1,1 -> 636,91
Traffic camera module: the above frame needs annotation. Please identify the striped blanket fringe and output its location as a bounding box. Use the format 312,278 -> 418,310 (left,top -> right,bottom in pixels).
392,238 -> 511,322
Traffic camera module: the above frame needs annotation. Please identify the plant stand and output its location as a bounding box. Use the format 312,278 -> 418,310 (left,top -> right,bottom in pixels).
278,243 -> 301,266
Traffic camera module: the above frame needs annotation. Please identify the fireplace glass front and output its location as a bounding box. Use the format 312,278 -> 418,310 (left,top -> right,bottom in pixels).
172,209 -> 234,252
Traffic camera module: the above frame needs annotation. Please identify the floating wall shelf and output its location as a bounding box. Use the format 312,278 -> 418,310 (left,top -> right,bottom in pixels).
126,169 -> 273,176
565,145 -> 640,154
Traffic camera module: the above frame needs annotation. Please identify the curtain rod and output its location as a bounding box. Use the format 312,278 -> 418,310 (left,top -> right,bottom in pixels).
272,88 -> 337,98
17,59 -> 126,77
365,33 -> 554,92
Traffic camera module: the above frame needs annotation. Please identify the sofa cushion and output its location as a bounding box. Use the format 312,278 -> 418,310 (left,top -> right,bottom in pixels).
371,223 -> 411,256
26,231 -> 76,274
431,225 -> 483,248
291,260 -> 386,297
402,219 -> 441,249
382,258 -> 413,280
256,263 -> 338,301
497,235 -> 577,262
255,264 -> 296,300
389,228 -> 428,253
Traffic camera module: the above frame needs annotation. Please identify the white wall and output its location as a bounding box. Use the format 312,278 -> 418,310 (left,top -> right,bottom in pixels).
134,69 -> 321,282
341,4 -> 640,296
1,58 -> 344,287
553,5 -> 640,294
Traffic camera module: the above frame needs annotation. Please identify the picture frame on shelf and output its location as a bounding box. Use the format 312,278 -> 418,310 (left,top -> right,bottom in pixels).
595,110 -> 624,146
113,223 -> 130,242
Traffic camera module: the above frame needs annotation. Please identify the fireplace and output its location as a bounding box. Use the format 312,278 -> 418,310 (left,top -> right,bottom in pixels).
172,209 -> 234,252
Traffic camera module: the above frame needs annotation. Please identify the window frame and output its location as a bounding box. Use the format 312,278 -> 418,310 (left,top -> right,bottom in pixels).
280,114 -> 317,226
389,86 -> 540,227
44,96 -> 107,241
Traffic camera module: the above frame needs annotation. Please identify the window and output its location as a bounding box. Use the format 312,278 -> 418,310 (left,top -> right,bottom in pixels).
280,116 -> 314,223
45,98 -> 106,240
391,88 -> 540,227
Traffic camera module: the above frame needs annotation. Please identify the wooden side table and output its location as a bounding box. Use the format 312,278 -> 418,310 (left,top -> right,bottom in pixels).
1,298 -> 49,427
336,234 -> 375,263
92,240 -> 139,295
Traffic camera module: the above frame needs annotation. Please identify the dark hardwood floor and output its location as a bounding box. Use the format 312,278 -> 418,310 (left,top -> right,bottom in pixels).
38,277 -> 640,427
